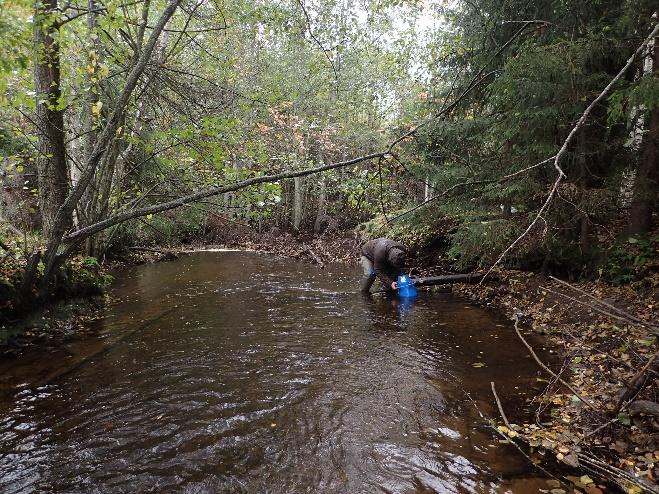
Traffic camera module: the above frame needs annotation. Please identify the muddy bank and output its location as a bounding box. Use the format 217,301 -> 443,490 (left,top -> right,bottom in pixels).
0,296 -> 104,359
452,269 -> 659,492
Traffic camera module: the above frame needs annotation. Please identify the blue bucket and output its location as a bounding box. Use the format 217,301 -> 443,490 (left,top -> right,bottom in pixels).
397,274 -> 417,298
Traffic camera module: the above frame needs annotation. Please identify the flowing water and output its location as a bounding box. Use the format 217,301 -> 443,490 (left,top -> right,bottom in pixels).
0,252 -> 553,493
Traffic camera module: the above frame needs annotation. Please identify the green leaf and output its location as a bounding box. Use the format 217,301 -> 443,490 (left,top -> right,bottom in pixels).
618,413 -> 631,426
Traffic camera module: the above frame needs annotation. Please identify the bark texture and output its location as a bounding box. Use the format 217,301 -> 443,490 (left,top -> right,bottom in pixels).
34,0 -> 71,238
629,37 -> 658,234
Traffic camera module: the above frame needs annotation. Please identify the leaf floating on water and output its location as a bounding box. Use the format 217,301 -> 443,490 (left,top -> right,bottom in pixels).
472,362 -> 485,368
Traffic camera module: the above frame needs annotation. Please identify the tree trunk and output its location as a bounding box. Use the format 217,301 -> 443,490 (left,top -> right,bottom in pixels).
34,0 -> 71,239
34,0 -> 181,289
293,176 -> 304,231
629,36 -> 658,234
314,174 -> 326,234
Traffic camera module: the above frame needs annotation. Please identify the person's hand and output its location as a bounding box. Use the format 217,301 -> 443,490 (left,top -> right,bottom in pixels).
391,281 -> 398,290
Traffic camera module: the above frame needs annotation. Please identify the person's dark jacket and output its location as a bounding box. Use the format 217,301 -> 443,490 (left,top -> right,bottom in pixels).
361,238 -> 407,288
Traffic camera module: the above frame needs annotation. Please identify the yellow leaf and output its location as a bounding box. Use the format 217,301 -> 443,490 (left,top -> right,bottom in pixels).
91,100 -> 103,116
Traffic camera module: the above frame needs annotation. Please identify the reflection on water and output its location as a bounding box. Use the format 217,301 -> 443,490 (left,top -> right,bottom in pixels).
0,252 -> 549,493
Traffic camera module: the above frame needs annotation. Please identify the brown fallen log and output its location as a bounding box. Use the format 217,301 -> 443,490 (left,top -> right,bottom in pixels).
616,350 -> 659,411
412,272 -> 484,286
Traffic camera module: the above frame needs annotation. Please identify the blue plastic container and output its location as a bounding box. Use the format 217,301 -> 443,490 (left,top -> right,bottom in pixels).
397,274 -> 417,298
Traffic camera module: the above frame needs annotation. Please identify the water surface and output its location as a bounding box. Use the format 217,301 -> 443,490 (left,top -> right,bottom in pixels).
0,252 -> 550,493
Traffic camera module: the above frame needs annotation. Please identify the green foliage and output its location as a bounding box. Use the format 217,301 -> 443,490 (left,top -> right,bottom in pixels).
447,220 -> 524,269
359,213 -> 436,249
410,0 -> 658,273
130,207 -> 208,246
67,256 -> 111,288
600,236 -> 658,285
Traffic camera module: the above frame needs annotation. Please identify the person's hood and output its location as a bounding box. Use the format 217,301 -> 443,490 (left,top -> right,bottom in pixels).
388,247 -> 406,269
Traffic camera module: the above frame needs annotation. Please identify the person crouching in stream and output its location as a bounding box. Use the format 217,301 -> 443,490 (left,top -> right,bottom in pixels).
359,238 -> 408,293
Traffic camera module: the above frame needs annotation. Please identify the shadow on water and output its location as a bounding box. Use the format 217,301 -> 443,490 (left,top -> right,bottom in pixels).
0,252 -> 554,493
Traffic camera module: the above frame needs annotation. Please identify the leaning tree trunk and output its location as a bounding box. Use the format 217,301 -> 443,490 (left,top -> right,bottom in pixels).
629,35 -> 658,234
34,0 -> 71,239
31,0 -> 181,290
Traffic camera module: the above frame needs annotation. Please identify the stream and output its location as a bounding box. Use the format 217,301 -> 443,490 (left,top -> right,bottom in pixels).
0,251 -> 553,493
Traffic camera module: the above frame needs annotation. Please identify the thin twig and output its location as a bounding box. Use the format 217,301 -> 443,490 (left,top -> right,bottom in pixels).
463,387 -> 559,480
513,315 -> 597,411
490,382 -> 512,428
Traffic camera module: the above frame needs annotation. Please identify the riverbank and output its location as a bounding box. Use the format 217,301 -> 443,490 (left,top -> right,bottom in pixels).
452,269 -> 659,493
0,296 -> 104,358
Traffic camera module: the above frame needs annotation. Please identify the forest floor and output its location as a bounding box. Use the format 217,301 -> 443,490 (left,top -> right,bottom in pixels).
451,270 -> 659,493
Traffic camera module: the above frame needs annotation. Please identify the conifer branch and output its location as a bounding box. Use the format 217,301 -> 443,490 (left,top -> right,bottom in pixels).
481,20 -> 659,282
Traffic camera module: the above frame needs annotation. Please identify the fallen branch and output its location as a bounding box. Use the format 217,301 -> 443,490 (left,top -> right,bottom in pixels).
513,314 -> 597,411
577,452 -> 659,494
490,382 -> 512,429
128,246 -> 179,254
538,285 -> 658,338
462,386 -> 558,480
62,152 -> 387,248
628,400 -> 659,417
549,276 -> 659,334
413,272 -> 484,286
616,350 -> 659,411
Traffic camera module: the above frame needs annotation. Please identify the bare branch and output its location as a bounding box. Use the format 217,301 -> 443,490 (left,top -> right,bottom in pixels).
490,382 -> 512,428
62,152 -> 388,247
513,315 -> 597,411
